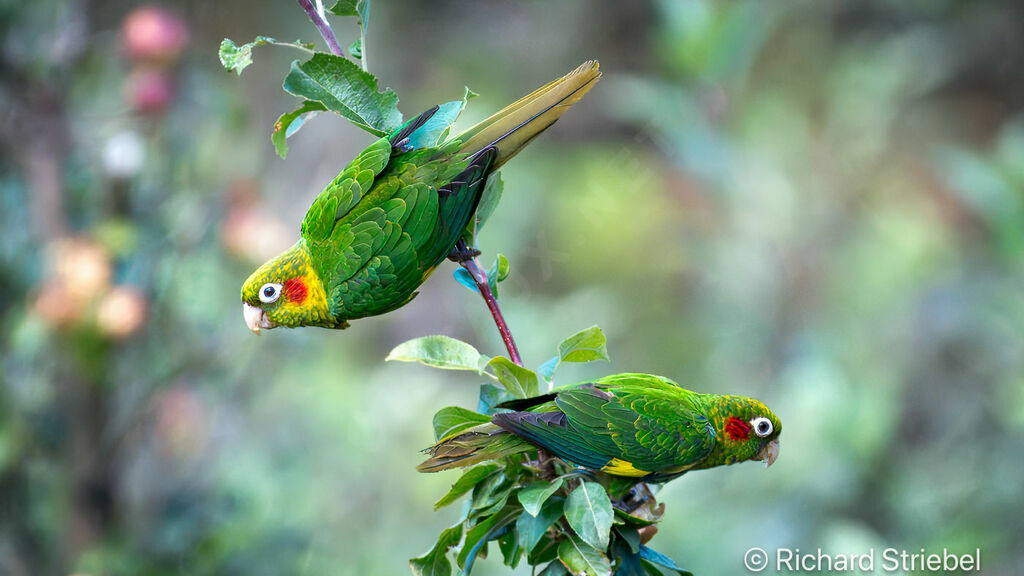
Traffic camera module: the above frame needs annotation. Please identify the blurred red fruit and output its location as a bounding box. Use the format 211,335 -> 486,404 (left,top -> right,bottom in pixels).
51,237 -> 112,304
97,286 -> 148,340
122,6 -> 189,63
125,68 -> 175,114
33,282 -> 82,327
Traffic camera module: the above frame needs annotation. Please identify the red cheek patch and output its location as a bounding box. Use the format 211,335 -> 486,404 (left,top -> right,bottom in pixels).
284,277 -> 308,305
725,417 -> 751,441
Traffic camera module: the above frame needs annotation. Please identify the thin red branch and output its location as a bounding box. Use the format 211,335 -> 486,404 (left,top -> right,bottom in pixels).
456,240 -> 522,366
296,0 -> 345,57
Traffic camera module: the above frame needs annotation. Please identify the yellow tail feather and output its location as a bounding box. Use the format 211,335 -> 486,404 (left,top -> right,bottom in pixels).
455,60 -> 601,170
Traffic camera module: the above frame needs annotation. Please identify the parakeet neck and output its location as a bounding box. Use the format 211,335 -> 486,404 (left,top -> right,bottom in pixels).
274,242 -> 335,328
696,395 -> 759,469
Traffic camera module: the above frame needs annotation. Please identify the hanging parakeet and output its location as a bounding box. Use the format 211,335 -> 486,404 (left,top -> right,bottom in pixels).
241,61 -> 601,333
418,373 -> 781,483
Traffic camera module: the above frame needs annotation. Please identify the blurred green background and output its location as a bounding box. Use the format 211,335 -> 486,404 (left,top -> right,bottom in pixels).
2,0 -> 1024,574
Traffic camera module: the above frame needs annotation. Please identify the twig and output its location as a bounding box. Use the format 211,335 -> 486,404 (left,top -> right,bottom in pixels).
455,239 -> 523,366
297,0 -> 345,57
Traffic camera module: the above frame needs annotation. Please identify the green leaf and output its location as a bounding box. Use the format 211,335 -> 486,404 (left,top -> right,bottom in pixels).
348,38 -> 362,59
487,254 -> 510,297
609,538 -> 645,576
471,472 -> 514,517
498,528 -> 522,568
615,526 -> 641,554
486,357 -> 540,398
558,325 -> 610,363
479,382 -> 515,415
516,497 -> 564,554
557,533 -> 612,576
457,508 -> 518,570
613,506 -> 660,528
329,0 -> 359,16
565,481 -> 614,552
218,36 -> 313,75
432,406 -> 491,441
410,522 -> 462,576
517,478 -> 564,517
283,53 -> 402,137
539,561 -> 569,576
271,100 -> 326,158
386,335 -> 487,371
433,463 -> 499,510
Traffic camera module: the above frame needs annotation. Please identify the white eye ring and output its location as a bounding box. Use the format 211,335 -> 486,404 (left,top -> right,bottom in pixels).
258,282 -> 283,304
751,417 -> 773,437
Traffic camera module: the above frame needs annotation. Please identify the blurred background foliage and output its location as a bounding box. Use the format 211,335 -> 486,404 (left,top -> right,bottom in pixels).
1,0 -> 1023,574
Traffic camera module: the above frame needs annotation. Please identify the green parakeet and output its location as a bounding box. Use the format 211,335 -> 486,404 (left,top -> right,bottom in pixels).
241,61 -> 601,333
418,373 -> 781,483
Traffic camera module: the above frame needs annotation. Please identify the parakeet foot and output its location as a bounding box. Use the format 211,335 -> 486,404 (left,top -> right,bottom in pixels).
447,246 -> 481,263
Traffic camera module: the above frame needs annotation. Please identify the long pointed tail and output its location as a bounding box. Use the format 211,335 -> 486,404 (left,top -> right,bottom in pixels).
417,424 -> 534,472
454,61 -> 601,171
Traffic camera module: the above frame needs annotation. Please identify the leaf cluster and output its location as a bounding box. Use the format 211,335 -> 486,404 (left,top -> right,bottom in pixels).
218,0 -> 403,157
390,327 -> 691,576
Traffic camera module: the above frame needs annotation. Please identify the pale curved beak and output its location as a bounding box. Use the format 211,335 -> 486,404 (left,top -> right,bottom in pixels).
757,438 -> 779,468
243,303 -> 276,335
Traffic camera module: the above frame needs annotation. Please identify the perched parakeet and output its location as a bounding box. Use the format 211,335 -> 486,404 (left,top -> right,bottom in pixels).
418,373 -> 781,483
241,61 -> 601,333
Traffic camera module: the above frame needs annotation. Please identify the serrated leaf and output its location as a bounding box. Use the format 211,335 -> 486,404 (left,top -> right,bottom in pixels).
386,335 -> 487,371
558,533 -> 612,576
517,478 -> 564,517
271,100 -> 326,158
219,36 -> 314,75
410,522 -> 462,576
433,463 -> 500,510
432,406 -> 491,441
565,481 -> 614,552
558,325 -> 610,363
486,357 -> 539,398
639,546 -> 692,575
516,497 -> 564,554
479,382 -> 515,415
283,53 -> 402,136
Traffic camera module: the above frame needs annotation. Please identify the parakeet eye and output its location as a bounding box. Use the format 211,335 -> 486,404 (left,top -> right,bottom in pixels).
751,417 -> 773,437
259,283 -> 282,304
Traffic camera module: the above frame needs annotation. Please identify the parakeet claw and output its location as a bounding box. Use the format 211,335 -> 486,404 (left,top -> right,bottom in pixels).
757,438 -> 780,468
243,303 -> 276,335
447,246 -> 481,263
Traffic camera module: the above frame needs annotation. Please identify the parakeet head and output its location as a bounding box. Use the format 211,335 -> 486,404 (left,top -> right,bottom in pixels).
240,243 -> 332,334
703,395 -> 781,469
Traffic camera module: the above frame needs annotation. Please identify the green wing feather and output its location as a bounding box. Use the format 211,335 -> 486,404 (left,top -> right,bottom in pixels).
294,62 -> 601,323
492,375 -> 716,474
